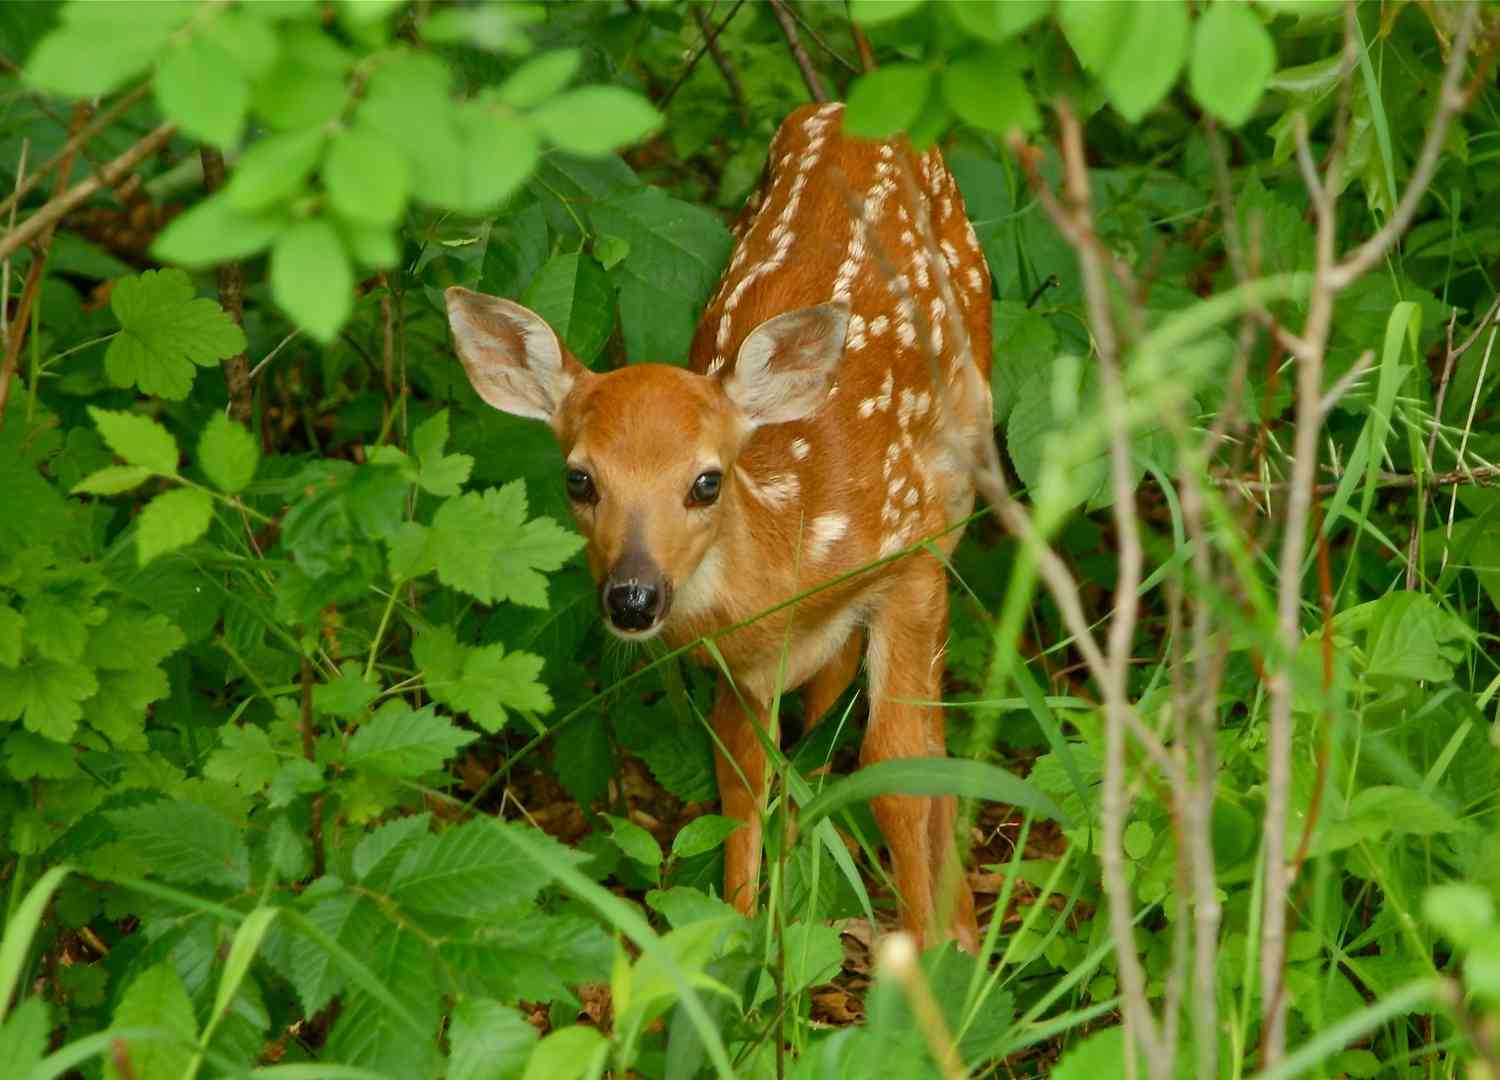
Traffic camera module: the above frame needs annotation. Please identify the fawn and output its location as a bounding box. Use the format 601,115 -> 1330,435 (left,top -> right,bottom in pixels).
446,102 -> 992,950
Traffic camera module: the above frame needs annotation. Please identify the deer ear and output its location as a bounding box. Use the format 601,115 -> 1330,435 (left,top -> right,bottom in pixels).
722,302 -> 849,427
445,287 -> 589,424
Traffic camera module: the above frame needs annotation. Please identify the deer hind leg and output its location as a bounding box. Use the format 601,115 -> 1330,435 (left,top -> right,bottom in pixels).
863,555 -> 976,950
710,678 -> 769,915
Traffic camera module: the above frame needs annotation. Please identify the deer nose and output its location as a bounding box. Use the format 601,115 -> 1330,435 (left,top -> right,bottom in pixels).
605,582 -> 663,632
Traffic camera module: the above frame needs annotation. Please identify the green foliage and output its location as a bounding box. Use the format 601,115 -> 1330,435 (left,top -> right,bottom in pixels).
1,0 -> 1496,1077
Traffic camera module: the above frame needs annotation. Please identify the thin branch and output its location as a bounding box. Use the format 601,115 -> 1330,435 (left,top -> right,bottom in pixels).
1219,462 -> 1500,497
694,4 -> 750,127
0,121 -> 177,263
200,148 -> 253,425
660,0 -> 747,111
777,0 -> 859,74
770,0 -> 827,103
0,81 -> 152,223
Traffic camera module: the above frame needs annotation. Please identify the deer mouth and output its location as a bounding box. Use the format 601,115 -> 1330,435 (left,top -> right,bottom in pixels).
601,576 -> 673,639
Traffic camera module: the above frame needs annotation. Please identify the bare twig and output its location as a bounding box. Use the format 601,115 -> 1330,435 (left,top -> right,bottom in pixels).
0,120 -> 176,263
770,0 -> 827,102
300,656 -> 326,880
1441,322 -> 1496,573
200,148 -> 253,425
777,0 -> 859,74
1219,462 -> 1500,497
693,5 -> 750,127
661,0 -> 747,111
0,81 -> 151,224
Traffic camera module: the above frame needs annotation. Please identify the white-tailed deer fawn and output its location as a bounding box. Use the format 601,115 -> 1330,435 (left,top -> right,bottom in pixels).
446,102 -> 991,951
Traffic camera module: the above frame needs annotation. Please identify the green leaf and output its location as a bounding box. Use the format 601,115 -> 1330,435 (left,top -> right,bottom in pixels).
521,253 -> 615,366
671,815 -> 742,860
104,269 -> 247,399
1365,591 -> 1468,683
844,64 -> 935,139
5,730 -> 82,780
521,1025 -> 608,1080
1123,820 -> 1154,860
991,301 -> 1057,424
71,465 -> 153,496
944,49 -> 1039,135
0,659 -> 97,741
799,758 -> 1070,831
312,661 -> 380,718
107,799 -> 251,888
225,128 -> 327,212
412,409 -> 475,496
326,127 -> 410,227
392,818 -> 577,916
396,483 -> 584,608
553,711 -> 611,807
88,406 -> 180,475
22,594 -> 88,664
268,757 -> 324,808
1099,0 -> 1189,123
154,37 -> 248,149
346,703 -> 477,778
499,50 -> 582,108
24,1 -> 192,97
449,998 -> 539,1080
104,963 -> 198,1080
531,86 -> 661,157
1190,3 -> 1277,127
271,220 -> 354,344
0,607 -> 21,667
588,187 -> 733,363
198,414 -> 259,494
0,997 -> 48,1076
414,628 -> 552,734
615,704 -> 717,803
152,192 -> 287,268
137,487 -> 215,566
603,813 -> 662,880
849,0 -> 927,25
1423,883 -> 1495,949
203,724 -> 280,795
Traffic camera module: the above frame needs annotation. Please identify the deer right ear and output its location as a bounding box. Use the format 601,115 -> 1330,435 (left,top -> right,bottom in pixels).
445,287 -> 588,424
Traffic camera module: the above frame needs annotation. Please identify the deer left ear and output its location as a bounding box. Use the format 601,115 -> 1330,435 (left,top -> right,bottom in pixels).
721,302 -> 849,427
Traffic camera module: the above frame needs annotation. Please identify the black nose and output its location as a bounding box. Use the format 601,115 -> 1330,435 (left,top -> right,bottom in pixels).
606,583 -> 661,631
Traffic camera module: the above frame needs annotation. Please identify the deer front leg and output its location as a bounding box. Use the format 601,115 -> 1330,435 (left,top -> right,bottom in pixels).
863,556 -> 977,951
710,679 -> 769,915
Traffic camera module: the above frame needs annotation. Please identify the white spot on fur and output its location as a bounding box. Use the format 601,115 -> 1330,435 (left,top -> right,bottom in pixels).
941,240 -> 960,269
790,437 -> 810,461
805,512 -> 848,562
870,315 -> 890,337
966,266 -> 983,292
897,320 -> 917,348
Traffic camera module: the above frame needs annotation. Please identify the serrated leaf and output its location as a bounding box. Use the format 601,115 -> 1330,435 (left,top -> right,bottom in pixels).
137,487 -> 215,566
103,269 -> 247,399
198,414 -> 259,494
107,800 -> 250,888
588,187 -> 732,364
0,658 -> 97,741
326,127 -> 410,227
155,36 -> 248,148
71,465 -> 154,496
530,86 -> 661,157
353,813 -> 432,885
105,963 -> 198,1080
21,593 -> 89,663
414,628 -> 553,733
85,666 -> 171,750
412,410 -> 473,496
0,607 -> 22,666
312,661 -> 380,718
615,705 -> 717,803
449,998 -> 538,1080
521,252 -> 615,365
346,704 -> 477,778
392,818 -> 576,916
553,711 -> 611,807
204,724 -> 280,795
268,758 -> 324,808
88,406 -> 180,475
272,220 -> 354,344
4,730 -> 82,781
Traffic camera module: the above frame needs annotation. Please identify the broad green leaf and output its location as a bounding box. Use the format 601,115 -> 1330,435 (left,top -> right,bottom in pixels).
5,730 -> 81,780
357,53 -> 463,207
392,818 -> 577,916
588,187 -> 732,363
413,627 -> 552,733
1099,0 -> 1189,123
521,1025 -> 608,1080
552,710 -> 611,807
107,800 -> 251,888
24,1 -> 192,97
103,269 -> 247,399
0,659 -> 97,741
0,866 -> 72,1031
0,997 -> 47,1076
944,49 -> 1039,134
224,128 -> 327,212
530,86 -> 661,157
198,414 -> 259,494
449,998 -> 538,1080
1424,883 -> 1495,949
104,964 -> 197,1080
991,301 -> 1057,423
1365,591 -> 1468,683
152,192 -> 287,268
849,0 -> 927,25
271,220 -> 354,344
346,703 -> 477,778
670,815 -> 742,860
394,483 -> 584,608
1059,0 -> 1128,71
312,661 -> 380,718
137,487 -> 215,566
203,724 -> 280,795
615,703 -> 717,803
71,465 -> 153,496
326,127 -> 410,226
88,406 -> 180,476
0,607 -> 21,666
799,758 -> 1069,831
22,594 -> 87,664
412,410 -> 474,496
499,50 -> 582,108
251,26 -> 350,131
602,813 -> 663,880
154,36 -> 248,149
844,64 -> 935,139
997,0 -> 1051,34
521,253 -> 615,365
1190,3 -> 1277,127
320,909 -> 441,1075
1123,820 -> 1153,860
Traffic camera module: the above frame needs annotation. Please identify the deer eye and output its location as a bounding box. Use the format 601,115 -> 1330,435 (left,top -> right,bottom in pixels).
688,470 -> 722,506
565,467 -> 597,503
